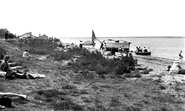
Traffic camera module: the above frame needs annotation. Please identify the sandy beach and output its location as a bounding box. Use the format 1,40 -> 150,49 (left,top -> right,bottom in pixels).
134,54 -> 185,73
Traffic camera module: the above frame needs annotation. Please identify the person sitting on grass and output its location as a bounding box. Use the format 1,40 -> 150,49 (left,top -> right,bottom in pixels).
79,41 -> 83,49
0,55 -> 33,79
22,49 -> 33,59
169,59 -> 185,74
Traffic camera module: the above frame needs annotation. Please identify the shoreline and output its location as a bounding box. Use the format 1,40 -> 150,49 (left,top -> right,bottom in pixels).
60,37 -> 185,60
133,54 -> 185,73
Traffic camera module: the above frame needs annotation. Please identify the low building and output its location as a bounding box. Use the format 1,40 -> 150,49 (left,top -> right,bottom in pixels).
19,32 -> 33,39
37,34 -> 49,39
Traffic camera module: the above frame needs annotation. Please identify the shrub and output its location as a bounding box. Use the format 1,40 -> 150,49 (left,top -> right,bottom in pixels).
68,48 -> 135,75
115,63 -> 130,75
94,63 -> 110,75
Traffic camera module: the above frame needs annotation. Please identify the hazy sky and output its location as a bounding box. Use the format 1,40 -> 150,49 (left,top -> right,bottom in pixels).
1,0 -> 185,37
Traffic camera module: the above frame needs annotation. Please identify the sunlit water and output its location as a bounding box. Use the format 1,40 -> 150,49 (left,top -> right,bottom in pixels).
59,37 -> 185,60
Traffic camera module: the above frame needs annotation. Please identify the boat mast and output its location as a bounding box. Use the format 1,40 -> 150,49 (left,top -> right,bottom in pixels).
92,30 -> 102,43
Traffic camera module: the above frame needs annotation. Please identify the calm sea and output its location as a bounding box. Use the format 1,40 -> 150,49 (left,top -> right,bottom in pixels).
59,37 -> 185,60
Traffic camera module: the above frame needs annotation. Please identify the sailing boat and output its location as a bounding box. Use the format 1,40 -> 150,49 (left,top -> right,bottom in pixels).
81,30 -> 96,46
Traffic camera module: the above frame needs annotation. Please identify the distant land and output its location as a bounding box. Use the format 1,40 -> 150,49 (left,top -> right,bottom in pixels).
117,36 -> 185,38
60,36 -> 185,38
114,36 -> 185,38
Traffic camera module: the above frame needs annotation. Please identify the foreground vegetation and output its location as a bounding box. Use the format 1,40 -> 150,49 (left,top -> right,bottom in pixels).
6,38 -> 136,76
0,38 -> 185,111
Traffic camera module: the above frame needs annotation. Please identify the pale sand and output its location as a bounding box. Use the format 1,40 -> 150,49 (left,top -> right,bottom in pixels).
134,54 -> 185,73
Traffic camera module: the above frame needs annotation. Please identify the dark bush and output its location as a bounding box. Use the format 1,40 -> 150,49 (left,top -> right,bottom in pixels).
66,48 -> 135,75
115,63 -> 130,75
8,33 -> 16,39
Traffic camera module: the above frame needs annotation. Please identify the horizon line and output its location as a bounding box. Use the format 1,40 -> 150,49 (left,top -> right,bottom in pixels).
59,36 -> 185,38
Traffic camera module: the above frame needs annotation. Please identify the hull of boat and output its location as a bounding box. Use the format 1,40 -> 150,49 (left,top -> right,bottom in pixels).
135,52 -> 151,55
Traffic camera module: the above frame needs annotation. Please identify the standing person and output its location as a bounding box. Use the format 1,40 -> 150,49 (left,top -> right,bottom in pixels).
4,31 -> 9,40
179,51 -> 183,60
128,53 -> 135,67
136,47 -> 139,52
79,41 -> 83,49
100,42 -> 104,50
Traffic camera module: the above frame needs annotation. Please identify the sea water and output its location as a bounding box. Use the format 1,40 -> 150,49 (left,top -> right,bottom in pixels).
59,37 -> 185,60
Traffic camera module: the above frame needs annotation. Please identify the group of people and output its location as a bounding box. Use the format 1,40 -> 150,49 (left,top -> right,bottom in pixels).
168,59 -> 185,74
168,51 -> 184,74
0,49 -> 34,80
136,47 -> 148,52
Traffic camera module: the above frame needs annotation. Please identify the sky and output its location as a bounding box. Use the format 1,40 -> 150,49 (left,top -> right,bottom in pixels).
1,0 -> 185,38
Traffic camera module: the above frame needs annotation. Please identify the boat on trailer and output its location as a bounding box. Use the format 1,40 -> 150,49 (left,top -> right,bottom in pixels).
104,39 -> 131,53
80,30 -> 131,54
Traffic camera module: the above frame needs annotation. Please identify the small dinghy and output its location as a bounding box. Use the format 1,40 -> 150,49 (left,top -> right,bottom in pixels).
135,51 -> 151,55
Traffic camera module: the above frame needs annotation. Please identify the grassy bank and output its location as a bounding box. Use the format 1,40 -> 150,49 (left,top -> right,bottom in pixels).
0,39 -> 185,111
6,39 -> 136,75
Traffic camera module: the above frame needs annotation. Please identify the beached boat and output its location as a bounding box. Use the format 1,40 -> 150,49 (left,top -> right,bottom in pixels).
135,51 -> 151,55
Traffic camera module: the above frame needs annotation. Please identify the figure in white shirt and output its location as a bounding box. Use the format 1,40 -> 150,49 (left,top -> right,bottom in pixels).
169,59 -> 182,74
23,49 -> 32,59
